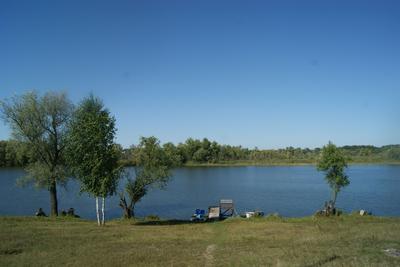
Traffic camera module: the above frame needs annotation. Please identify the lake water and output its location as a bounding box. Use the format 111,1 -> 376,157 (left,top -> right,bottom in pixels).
0,165 -> 399,220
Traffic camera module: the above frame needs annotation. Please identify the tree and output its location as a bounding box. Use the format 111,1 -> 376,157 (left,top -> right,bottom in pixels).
184,138 -> 202,161
119,136 -> 172,219
317,142 -> 350,207
0,91 -> 73,216
192,147 -> 208,163
66,95 -> 121,225
0,140 -> 32,167
162,142 -> 183,167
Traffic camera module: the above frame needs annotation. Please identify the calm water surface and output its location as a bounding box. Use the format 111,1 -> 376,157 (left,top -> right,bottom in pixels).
0,165 -> 399,219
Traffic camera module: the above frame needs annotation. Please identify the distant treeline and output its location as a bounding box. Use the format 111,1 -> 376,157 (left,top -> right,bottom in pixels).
2,138 -> 400,168
0,140 -> 33,167
120,138 -> 400,166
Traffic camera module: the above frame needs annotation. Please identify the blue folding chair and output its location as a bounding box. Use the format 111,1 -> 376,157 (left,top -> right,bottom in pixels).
193,209 -> 205,221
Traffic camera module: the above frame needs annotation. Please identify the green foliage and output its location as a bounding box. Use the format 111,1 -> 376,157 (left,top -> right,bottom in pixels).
162,142 -> 183,167
1,91 -> 73,215
385,147 -> 400,160
0,140 -> 32,167
120,136 -> 173,218
131,136 -> 172,192
0,91 -> 72,183
145,214 -> 160,221
18,162 -> 68,188
66,95 -> 121,198
317,142 -> 350,205
192,147 -> 208,162
121,137 -> 400,166
2,137 -> 400,168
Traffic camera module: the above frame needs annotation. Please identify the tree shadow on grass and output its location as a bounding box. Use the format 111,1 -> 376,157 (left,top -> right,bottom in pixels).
134,219 -> 219,226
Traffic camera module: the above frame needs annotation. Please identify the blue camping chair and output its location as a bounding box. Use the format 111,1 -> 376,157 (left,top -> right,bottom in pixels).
192,209 -> 205,221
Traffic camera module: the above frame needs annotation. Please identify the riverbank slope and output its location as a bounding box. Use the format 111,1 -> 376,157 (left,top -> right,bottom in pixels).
1,216 -> 399,266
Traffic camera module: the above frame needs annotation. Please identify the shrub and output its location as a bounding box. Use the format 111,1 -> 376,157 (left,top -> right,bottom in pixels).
145,215 -> 160,221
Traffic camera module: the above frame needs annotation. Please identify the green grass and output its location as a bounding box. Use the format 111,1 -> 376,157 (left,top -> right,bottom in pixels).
1,215 -> 400,266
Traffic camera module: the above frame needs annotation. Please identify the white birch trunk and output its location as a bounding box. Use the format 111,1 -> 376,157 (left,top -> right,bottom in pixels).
96,197 -> 100,226
101,197 -> 105,225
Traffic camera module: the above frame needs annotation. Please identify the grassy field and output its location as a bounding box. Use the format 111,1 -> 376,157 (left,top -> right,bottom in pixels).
1,215 -> 400,266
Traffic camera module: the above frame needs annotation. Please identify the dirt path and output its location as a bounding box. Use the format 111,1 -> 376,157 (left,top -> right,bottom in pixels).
203,244 -> 216,266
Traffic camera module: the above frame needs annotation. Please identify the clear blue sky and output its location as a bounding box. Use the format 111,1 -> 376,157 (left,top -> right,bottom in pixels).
1,0 -> 399,149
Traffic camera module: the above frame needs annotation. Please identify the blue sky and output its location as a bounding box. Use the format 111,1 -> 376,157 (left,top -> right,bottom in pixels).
1,0 -> 399,148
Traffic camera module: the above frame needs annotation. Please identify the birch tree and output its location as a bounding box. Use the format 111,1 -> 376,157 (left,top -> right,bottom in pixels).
0,91 -> 73,216
66,95 -> 121,225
